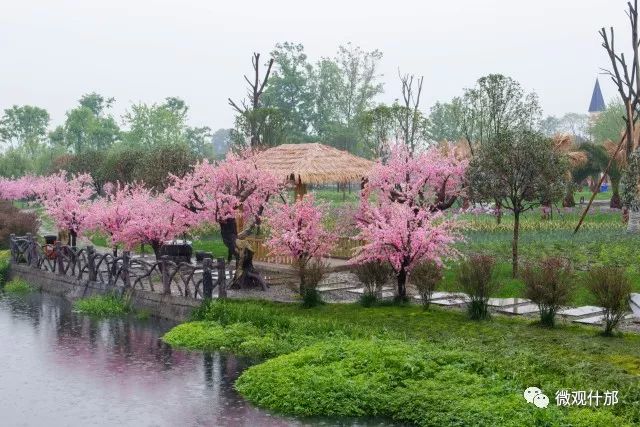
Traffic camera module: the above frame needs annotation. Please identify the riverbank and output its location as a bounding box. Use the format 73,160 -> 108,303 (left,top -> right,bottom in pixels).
163,299 -> 640,426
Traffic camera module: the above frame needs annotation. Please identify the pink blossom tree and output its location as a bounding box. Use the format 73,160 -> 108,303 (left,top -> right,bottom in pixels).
111,187 -> 188,259
84,182 -> 139,255
36,171 -> 95,247
355,143 -> 467,300
165,151 -> 280,261
266,194 -> 336,290
0,175 -> 43,201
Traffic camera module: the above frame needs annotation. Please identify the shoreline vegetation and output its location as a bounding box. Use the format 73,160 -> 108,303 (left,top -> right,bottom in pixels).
163,299 -> 640,426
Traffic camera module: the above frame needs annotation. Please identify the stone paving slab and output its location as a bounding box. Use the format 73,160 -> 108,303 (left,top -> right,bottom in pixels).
487,297 -> 531,307
572,314 -> 635,325
429,291 -> 467,301
559,306 -> 605,318
631,294 -> 640,318
431,297 -> 470,306
317,282 -> 357,292
497,303 -> 539,315
346,286 -> 394,295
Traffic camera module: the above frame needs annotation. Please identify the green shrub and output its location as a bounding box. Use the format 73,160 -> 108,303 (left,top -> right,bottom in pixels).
522,257 -> 573,327
3,278 -> 33,294
457,254 -> 498,320
411,261 -> 442,309
73,294 -> 129,317
0,250 -> 10,286
0,201 -> 40,249
354,261 -> 391,307
585,266 -> 632,336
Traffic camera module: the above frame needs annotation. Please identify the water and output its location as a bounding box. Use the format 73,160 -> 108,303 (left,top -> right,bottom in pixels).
0,292 -> 395,427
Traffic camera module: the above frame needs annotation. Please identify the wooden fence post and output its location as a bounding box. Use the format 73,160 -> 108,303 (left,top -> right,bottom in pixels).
161,256 -> 171,295
26,233 -> 34,267
9,234 -> 15,261
217,258 -> 226,299
122,251 -> 131,289
55,241 -> 64,275
202,257 -> 213,299
87,246 -> 97,282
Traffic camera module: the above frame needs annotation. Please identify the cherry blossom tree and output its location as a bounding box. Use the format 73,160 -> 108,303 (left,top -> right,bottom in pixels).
355,143 -> 466,300
112,186 -> 188,259
165,151 -> 280,261
84,182 -> 137,255
266,195 -> 336,291
36,171 -> 95,247
0,175 -> 43,201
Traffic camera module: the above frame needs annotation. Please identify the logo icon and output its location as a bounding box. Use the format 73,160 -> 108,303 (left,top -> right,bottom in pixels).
524,387 -> 549,408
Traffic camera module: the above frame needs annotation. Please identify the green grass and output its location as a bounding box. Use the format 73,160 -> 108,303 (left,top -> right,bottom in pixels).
164,299 -> 640,426
2,278 -> 34,294
575,187 -> 612,201
73,294 -> 130,317
191,235 -> 228,258
0,250 -> 10,286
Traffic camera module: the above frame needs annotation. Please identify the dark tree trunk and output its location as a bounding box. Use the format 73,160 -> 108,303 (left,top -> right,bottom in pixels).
70,230 -> 77,248
512,211 -> 520,278
610,178 -> 622,208
112,246 -> 118,257
563,188 -> 576,207
151,241 -> 161,260
220,218 -> 239,263
396,268 -> 407,301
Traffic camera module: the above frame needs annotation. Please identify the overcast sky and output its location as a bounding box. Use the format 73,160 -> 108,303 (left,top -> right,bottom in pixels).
0,0 -> 629,131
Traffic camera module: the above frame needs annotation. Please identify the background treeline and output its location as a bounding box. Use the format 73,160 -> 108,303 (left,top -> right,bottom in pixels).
0,41 -> 618,195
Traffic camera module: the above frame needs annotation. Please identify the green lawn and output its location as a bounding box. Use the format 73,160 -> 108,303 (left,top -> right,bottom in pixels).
575,187 -> 613,202
164,299 -> 640,426
444,209 -> 640,305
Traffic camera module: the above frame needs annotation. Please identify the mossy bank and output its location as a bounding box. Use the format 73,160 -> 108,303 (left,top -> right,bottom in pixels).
163,299 -> 640,426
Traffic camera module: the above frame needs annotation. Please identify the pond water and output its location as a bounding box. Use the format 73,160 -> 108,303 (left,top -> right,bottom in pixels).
0,291 -> 395,427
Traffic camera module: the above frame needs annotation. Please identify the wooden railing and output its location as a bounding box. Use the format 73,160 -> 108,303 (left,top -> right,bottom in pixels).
9,234 -> 228,300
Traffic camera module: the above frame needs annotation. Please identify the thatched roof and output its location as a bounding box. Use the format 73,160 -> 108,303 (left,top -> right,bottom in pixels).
254,143 -> 375,184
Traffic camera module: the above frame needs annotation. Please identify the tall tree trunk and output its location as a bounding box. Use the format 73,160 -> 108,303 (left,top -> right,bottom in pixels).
396,268 -> 407,301
70,230 -> 77,248
563,186 -> 576,207
610,177 -> 622,208
512,211 -> 520,278
151,241 -> 161,260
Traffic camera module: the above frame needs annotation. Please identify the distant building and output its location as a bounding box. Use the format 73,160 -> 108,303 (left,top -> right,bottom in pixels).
588,78 -> 606,118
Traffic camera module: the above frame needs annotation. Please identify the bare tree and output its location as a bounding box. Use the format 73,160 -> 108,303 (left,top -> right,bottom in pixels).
599,1 -> 640,158
397,70 -> 424,154
575,0 -> 640,233
228,53 -> 275,148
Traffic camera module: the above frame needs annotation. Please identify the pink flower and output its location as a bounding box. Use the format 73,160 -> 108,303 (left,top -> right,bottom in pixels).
266,195 -> 336,264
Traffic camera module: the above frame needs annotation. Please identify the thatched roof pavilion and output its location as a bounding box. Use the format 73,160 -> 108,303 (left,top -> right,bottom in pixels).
254,143 -> 375,197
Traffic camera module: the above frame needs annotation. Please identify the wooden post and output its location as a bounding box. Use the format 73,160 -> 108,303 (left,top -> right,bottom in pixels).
9,233 -> 15,261
26,233 -> 34,266
203,257 -> 213,299
122,251 -> 131,289
161,255 -> 171,295
87,246 -> 97,282
55,241 -> 64,274
217,258 -> 226,299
